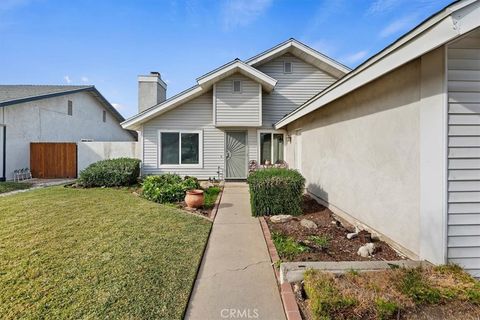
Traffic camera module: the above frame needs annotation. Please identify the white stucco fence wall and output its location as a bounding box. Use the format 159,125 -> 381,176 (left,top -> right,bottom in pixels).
77,141 -> 140,175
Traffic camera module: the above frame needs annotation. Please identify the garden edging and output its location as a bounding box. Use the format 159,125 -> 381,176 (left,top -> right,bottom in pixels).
259,217 -> 302,320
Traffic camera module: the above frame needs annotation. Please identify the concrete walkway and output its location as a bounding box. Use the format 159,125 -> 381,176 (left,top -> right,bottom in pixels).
185,182 -> 286,320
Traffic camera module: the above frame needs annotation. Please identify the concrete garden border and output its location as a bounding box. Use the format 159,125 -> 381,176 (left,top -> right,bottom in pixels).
259,216 -> 429,320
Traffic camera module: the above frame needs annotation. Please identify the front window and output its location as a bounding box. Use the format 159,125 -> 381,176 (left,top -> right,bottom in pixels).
160,131 -> 201,166
260,132 -> 284,164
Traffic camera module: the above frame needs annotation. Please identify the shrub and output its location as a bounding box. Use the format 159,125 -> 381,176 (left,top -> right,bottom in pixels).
247,168 -> 305,216
78,158 -> 141,187
142,174 -> 199,203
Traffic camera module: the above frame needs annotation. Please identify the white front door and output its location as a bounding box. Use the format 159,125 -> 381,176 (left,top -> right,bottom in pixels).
294,129 -> 302,172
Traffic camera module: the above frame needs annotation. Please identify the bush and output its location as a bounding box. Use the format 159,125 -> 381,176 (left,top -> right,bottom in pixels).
78,158 -> 141,187
142,174 -> 199,203
247,168 -> 305,216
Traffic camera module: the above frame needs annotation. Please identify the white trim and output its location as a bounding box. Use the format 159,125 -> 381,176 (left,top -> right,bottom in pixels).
246,39 -> 350,77
258,84 -> 262,126
197,60 -> 277,92
275,0 -> 480,129
442,43 -> 449,264
213,84 -> 217,126
122,86 -> 203,130
257,129 -> 287,164
157,129 -> 203,169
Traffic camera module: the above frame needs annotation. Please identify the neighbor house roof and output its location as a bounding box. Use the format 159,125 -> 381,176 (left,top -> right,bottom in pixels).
122,38 -> 348,130
275,0 -> 480,129
0,85 -> 126,122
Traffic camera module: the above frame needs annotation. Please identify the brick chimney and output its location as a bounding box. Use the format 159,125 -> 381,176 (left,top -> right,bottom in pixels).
138,71 -> 167,113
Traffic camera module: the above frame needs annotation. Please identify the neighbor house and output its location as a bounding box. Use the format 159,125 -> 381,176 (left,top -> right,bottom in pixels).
274,0 -> 480,276
0,85 -> 135,180
123,0 -> 480,276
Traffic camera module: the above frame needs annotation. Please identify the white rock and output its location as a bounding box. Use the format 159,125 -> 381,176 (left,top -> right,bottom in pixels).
270,215 -> 293,223
357,243 -> 376,258
300,219 -> 318,229
346,232 -> 358,240
200,181 -> 214,189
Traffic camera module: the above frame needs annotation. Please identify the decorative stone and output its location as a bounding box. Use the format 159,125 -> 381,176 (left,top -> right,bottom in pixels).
293,282 -> 304,301
357,243 -> 376,258
200,181 -> 214,189
300,219 -> 317,229
270,215 -> 293,223
346,232 -> 358,240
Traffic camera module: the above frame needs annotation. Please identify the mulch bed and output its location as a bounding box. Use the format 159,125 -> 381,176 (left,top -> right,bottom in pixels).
266,195 -> 404,261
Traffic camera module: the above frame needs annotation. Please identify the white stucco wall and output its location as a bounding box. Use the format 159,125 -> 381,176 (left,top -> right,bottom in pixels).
77,141 -> 140,175
285,47 -> 447,261
2,91 -> 134,180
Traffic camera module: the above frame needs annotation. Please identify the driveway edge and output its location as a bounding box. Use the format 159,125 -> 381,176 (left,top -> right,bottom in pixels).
259,217 -> 302,320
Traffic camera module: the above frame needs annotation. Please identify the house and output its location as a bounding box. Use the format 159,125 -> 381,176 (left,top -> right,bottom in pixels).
122,0 -> 480,276
0,85 -> 135,180
273,0 -> 480,276
122,42 -> 350,180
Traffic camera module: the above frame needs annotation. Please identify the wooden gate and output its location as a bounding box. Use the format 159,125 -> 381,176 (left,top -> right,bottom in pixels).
30,143 -> 77,178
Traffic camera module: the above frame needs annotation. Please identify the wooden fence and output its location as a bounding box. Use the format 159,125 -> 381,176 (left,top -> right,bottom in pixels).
30,143 -> 77,178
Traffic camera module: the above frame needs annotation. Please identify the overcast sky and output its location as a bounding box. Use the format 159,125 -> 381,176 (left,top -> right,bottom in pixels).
0,0 -> 452,118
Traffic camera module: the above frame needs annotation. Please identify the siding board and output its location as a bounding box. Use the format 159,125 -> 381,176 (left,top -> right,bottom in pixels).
447,36 -> 480,277
215,74 -> 260,126
258,53 -> 337,128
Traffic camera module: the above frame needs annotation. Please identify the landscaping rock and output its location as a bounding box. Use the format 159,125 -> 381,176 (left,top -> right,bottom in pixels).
346,232 -> 358,240
293,282 -> 305,301
300,219 -> 317,229
270,215 -> 293,223
200,181 -> 214,189
357,243 -> 376,258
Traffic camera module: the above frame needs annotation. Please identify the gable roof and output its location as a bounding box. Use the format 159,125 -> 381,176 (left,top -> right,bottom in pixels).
246,38 -> 351,78
275,0 -> 480,129
197,59 -> 277,92
122,39 -> 346,130
0,85 -> 126,122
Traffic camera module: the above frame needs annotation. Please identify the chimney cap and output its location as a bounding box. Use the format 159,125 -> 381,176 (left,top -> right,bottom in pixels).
150,71 -> 161,76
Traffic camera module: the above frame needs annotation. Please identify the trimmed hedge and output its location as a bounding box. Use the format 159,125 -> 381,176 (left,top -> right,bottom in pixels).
78,158 -> 141,187
142,174 -> 199,204
247,168 -> 305,216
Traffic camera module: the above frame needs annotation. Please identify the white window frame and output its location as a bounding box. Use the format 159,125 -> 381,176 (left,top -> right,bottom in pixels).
283,61 -> 292,74
257,130 -> 286,164
157,129 -> 203,168
232,79 -> 242,93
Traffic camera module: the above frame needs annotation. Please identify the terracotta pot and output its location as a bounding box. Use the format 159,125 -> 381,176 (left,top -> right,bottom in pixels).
185,189 -> 205,208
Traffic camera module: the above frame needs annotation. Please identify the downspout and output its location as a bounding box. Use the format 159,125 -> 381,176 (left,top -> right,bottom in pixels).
1,125 -> 5,181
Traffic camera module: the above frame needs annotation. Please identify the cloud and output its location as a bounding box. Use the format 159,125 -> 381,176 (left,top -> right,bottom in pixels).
222,0 -> 273,30
341,50 -> 369,65
367,0 -> 402,15
81,76 -> 89,83
64,75 -> 72,84
379,15 -> 417,38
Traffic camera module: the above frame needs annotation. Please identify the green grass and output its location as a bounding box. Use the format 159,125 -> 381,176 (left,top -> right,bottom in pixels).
272,232 -> 309,260
308,235 -> 330,249
0,186 -> 212,319
0,181 -> 31,194
203,186 -> 221,209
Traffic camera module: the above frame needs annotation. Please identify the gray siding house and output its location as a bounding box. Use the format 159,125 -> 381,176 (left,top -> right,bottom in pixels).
122,41 -> 349,180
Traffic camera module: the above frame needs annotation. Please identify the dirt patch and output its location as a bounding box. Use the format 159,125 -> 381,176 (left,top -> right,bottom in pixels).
266,195 -> 404,261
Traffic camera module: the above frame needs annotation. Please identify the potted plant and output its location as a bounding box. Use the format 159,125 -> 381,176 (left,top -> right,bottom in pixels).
185,189 -> 205,208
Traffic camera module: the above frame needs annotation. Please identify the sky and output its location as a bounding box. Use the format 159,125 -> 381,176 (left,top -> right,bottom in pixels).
0,0 -> 453,118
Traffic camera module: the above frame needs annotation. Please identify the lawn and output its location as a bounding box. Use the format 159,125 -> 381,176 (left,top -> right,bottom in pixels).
0,186 -> 212,319
0,181 -> 31,194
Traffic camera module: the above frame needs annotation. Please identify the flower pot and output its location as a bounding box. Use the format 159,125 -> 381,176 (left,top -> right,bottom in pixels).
185,189 -> 205,208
